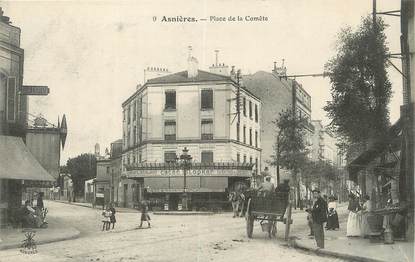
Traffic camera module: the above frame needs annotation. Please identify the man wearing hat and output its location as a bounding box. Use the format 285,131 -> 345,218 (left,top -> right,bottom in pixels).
257,176 -> 275,197
310,189 -> 328,248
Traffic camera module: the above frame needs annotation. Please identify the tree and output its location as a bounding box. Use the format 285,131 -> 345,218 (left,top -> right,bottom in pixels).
270,109 -> 309,209
65,153 -> 96,202
324,15 -> 392,155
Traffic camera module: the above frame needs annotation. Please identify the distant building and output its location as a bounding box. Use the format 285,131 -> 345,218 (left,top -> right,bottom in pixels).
121,49 -> 261,210
243,61 -> 313,185
311,120 -> 339,165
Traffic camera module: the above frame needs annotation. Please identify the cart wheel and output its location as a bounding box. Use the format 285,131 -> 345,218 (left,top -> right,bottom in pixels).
246,199 -> 254,238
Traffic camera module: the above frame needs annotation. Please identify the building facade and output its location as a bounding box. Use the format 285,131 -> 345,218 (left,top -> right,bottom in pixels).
243,62 -> 313,185
121,54 -> 261,210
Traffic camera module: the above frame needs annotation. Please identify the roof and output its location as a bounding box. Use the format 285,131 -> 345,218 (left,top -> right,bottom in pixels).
146,70 -> 232,84
122,70 -> 260,106
0,135 -> 55,181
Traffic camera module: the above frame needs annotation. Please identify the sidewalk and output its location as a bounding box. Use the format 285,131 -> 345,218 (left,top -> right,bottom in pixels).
291,220 -> 414,262
0,217 -> 80,251
53,200 -> 137,213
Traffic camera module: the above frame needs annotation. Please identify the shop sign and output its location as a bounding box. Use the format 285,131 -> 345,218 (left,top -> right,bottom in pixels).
126,168 -> 252,178
146,188 -> 225,193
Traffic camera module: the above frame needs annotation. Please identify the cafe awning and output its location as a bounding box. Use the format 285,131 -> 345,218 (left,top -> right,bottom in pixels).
348,118 -> 402,182
0,135 -> 55,182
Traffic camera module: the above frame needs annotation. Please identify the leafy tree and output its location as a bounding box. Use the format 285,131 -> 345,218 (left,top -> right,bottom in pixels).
270,109 -> 309,208
324,15 -> 392,155
65,154 -> 96,201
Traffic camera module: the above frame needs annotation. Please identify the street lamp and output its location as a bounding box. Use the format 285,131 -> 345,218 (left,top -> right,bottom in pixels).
178,147 -> 192,211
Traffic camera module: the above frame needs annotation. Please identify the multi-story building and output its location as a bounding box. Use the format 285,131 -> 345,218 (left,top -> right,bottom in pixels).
121,52 -> 261,210
0,8 -> 55,227
94,140 -> 122,207
243,62 -> 313,185
311,120 -> 339,164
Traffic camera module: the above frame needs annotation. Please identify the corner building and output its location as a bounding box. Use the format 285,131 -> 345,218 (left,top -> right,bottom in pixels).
121,57 -> 261,210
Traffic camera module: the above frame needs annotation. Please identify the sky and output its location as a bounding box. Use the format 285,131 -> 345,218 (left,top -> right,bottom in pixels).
2,0 -> 403,164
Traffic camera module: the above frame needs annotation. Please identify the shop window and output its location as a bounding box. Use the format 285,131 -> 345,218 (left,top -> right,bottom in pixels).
249,101 -> 252,119
201,151 -> 214,163
255,104 -> 258,122
164,151 -> 177,163
201,89 -> 213,110
7,77 -> 16,122
164,121 -> 176,140
201,119 -> 213,140
165,91 -> 176,110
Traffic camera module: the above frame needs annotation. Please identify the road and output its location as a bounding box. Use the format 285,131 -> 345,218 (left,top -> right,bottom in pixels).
0,201 -> 348,262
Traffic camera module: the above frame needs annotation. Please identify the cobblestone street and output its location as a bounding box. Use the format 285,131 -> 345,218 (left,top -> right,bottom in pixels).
0,201 -> 347,262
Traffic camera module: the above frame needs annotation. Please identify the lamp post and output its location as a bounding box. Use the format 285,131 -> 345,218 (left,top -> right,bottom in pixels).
179,147 -> 192,211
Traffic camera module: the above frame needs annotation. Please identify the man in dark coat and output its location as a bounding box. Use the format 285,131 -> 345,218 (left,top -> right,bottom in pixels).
310,189 -> 327,248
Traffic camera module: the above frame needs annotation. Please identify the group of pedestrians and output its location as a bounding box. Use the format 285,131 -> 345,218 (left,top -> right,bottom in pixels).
100,201 -> 151,231
346,193 -> 372,237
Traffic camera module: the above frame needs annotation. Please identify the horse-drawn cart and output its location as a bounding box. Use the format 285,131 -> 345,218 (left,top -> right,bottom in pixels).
245,192 -> 292,240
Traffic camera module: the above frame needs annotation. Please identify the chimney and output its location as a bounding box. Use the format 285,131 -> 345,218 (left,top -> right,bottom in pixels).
187,46 -> 198,78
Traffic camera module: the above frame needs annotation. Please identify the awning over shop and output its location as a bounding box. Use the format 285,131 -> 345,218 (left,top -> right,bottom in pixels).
348,118 -> 402,182
0,135 -> 55,182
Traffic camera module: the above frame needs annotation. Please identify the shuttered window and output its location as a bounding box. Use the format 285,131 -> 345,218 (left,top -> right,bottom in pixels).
7,77 -> 16,122
201,89 -> 213,109
164,121 -> 176,140
201,119 -> 213,140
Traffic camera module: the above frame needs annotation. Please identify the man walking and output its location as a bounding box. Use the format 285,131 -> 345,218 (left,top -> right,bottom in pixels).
310,189 -> 327,248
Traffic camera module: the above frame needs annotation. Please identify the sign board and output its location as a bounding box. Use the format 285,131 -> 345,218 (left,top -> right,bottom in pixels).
96,193 -> 104,198
126,168 -> 252,178
21,85 -> 49,96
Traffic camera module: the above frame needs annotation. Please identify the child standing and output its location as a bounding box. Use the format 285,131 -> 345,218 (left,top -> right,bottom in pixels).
109,203 -> 116,230
102,206 -> 111,231
139,201 -> 151,228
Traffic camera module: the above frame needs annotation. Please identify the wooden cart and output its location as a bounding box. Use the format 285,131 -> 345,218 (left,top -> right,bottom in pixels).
245,192 -> 292,240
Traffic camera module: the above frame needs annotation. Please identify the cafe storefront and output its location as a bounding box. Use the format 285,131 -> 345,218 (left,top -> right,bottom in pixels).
124,162 -> 253,211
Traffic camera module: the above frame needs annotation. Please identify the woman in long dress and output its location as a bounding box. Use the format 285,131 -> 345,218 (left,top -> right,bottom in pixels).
346,193 -> 362,237
326,196 -> 340,230
360,195 -> 372,238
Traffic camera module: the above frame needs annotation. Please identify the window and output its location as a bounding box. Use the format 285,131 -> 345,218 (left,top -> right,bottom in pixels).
138,125 -> 142,143
164,151 -> 177,163
243,126 -> 246,144
127,106 -> 131,124
133,126 -> 137,145
201,119 -> 213,140
106,167 -> 110,174
138,97 -> 142,118
133,155 -> 136,163
127,130 -> 130,146
133,101 -> 136,121
236,153 -> 240,163
201,89 -> 213,110
139,154 -> 142,163
255,130 -> 258,147
255,158 -> 258,174
249,128 -> 252,146
249,101 -> 252,119
243,155 -> 247,163
6,77 -> 16,122
165,91 -> 176,110
255,104 -> 258,122
201,151 -> 214,163
123,110 -> 126,122
249,157 -> 253,164
236,123 -> 240,141
164,121 -> 176,140
243,97 -> 246,116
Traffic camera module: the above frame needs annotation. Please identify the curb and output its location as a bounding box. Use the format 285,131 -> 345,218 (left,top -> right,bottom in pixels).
51,201 -> 137,213
153,211 -> 215,216
0,229 -> 81,251
290,238 -> 386,262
